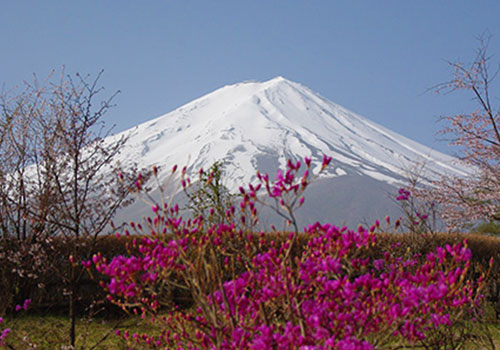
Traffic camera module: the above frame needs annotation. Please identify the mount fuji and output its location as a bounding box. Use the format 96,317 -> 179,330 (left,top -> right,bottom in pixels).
109,77 -> 467,228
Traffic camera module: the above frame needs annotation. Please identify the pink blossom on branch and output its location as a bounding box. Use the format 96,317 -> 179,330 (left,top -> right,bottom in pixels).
423,37 -> 500,229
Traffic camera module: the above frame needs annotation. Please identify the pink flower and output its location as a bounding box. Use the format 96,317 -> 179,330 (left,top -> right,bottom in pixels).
321,155 -> 332,168
94,157 -> 480,349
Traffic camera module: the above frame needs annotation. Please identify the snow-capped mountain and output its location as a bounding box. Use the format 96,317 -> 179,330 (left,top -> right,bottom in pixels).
109,77 -> 467,228
111,76 -> 464,188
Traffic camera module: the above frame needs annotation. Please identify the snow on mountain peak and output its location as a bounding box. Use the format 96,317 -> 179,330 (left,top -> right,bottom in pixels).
110,77 -> 468,192
266,75 -> 288,85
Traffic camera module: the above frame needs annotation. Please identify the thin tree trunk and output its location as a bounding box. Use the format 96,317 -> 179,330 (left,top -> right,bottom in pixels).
69,264 -> 77,348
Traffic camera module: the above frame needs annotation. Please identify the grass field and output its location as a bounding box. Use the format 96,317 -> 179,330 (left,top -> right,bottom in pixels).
1,315 -> 159,350
2,314 -> 500,350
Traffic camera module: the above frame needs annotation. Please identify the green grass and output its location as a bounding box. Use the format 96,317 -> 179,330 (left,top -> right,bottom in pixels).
2,314 -> 500,349
490,323 -> 500,345
1,314 -> 159,350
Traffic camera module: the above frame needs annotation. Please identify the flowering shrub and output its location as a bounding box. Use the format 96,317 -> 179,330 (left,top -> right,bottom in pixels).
92,156 -> 488,349
395,185 -> 439,236
0,318 -> 10,347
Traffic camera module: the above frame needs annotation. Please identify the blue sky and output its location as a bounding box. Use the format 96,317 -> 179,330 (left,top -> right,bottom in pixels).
2,1 -> 500,155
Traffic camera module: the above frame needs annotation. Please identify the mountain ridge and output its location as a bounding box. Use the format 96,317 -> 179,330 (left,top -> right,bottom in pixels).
108,76 -> 467,228
110,76 -> 466,189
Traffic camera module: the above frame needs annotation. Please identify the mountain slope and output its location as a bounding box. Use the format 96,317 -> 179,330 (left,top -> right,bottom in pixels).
109,77 -> 467,228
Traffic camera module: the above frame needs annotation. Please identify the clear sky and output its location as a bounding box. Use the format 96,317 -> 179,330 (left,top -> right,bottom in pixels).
2,1 -> 500,155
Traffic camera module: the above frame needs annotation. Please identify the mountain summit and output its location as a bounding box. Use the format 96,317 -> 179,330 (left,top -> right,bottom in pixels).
110,77 -> 466,227
112,77 -> 465,188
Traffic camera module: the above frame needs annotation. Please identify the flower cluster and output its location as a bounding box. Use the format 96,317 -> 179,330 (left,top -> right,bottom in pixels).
93,157 -> 485,349
201,226 -> 476,349
394,184 -> 437,234
396,188 -> 411,201
0,318 -> 10,347
14,299 -> 31,312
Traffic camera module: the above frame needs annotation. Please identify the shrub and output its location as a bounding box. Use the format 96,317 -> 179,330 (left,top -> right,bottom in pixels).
475,221 -> 500,235
92,156 -> 491,349
0,235 -> 133,315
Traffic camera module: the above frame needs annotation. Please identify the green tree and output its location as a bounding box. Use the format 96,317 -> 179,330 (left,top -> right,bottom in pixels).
184,161 -> 235,226
475,221 -> 500,235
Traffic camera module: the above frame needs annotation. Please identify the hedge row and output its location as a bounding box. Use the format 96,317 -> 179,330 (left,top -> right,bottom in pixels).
0,235 -> 131,316
1,231 -> 499,318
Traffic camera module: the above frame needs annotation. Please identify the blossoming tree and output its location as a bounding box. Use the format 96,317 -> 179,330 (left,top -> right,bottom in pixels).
427,37 -> 500,229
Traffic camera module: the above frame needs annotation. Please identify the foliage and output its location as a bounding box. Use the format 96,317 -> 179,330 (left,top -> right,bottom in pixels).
0,234 -> 135,317
183,161 -> 236,227
475,221 -> 500,235
91,156 -> 491,349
